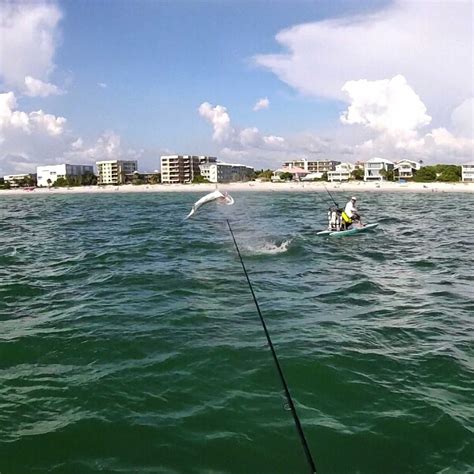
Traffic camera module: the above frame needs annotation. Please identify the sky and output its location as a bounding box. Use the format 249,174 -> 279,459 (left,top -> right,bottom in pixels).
0,0 -> 473,175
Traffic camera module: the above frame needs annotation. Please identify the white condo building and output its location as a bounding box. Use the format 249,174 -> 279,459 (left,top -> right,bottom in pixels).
461,162 -> 474,182
364,157 -> 395,181
327,162 -> 354,182
160,155 -> 203,184
3,174 -> 36,188
37,164 -> 94,187
283,158 -> 340,173
393,160 -> 420,179
199,162 -> 254,183
96,160 -> 137,185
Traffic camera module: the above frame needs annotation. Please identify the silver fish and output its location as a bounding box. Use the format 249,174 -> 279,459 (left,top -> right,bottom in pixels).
185,190 -> 234,219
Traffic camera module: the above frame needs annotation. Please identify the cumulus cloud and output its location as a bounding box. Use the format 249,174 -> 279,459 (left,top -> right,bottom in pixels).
0,92 -> 66,137
253,97 -> 270,111
199,101 -> 285,154
198,101 -> 363,168
63,131 -> 143,164
98,82 -> 108,89
0,91 -> 68,174
340,75 -> 431,133
0,92 -> 144,175
254,0 -> 472,120
338,75 -> 474,161
198,102 -> 234,142
24,76 -> 64,97
0,2 -> 63,96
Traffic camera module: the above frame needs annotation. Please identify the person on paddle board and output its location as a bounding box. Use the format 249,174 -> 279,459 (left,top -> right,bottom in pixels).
341,196 -> 361,230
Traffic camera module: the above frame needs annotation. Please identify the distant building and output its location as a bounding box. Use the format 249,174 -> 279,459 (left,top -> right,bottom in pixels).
364,158 -> 394,181
461,162 -> 474,182
124,171 -> 161,184
198,156 -> 218,165
199,162 -> 254,183
394,160 -> 420,180
96,160 -> 137,185
272,166 -> 309,181
3,173 -> 36,188
160,155 -> 203,184
328,162 -> 354,182
283,158 -> 340,173
37,164 -> 94,187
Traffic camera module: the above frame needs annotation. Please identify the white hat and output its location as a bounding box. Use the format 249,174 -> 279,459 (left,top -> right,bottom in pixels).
351,196 -> 357,200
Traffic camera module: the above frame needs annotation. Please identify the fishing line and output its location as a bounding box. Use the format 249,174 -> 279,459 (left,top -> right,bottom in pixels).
226,219 -> 317,474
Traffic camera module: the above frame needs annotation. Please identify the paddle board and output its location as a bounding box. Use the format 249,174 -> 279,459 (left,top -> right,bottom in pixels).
316,223 -> 379,237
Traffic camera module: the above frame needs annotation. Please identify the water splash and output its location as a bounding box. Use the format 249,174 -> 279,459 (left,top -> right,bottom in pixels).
243,238 -> 293,255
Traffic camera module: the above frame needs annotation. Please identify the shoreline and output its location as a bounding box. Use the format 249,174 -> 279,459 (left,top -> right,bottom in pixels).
1,180 -> 474,196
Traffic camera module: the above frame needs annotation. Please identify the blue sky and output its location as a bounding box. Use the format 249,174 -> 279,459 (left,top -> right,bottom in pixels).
0,0 -> 472,174
56,1 -> 388,145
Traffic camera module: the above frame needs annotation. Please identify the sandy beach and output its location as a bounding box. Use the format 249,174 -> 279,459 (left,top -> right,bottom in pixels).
1,180 -> 474,196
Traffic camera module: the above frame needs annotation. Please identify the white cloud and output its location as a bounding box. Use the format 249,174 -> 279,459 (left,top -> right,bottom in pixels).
0,2 -> 63,96
254,0 -> 473,119
24,76 -> 64,97
340,75 -> 431,133
0,91 -> 145,175
71,138 -> 83,149
199,101 -> 285,154
0,92 -> 66,137
340,75 -> 433,150
0,91 -> 68,174
64,131 -> 140,163
98,82 -> 108,89
198,102 -> 234,142
263,135 -> 285,147
451,98 -> 474,138
338,76 -> 473,161
253,97 -> 270,111
251,1 -> 473,165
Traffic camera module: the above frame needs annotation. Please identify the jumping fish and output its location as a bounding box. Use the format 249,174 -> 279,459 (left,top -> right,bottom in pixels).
185,190 -> 234,219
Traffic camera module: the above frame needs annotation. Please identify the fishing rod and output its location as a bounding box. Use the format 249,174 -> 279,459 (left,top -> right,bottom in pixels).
323,184 -> 339,208
226,219 -> 317,474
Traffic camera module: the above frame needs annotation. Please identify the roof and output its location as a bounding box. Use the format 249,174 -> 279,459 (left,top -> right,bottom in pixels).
278,166 -> 308,174
366,157 -> 394,164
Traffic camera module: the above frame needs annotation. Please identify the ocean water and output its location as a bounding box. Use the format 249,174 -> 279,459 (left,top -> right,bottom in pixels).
0,191 -> 473,473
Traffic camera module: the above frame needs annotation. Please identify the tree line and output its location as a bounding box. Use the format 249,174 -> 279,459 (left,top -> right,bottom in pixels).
254,165 -> 462,182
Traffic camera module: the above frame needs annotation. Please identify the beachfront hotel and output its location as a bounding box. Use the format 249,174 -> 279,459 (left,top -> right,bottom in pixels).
283,158 -> 341,173
364,157 -> 395,181
160,155 -> 217,184
199,162 -> 254,183
96,160 -> 138,185
461,162 -> 474,182
37,164 -> 94,187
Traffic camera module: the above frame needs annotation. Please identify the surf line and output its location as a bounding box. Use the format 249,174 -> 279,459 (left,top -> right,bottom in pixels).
226,219 -> 317,474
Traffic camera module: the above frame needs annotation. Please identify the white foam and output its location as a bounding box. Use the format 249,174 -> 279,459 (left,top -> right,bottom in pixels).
244,239 -> 292,255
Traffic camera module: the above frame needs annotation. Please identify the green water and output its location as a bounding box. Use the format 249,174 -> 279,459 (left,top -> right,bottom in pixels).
1,191 -> 473,473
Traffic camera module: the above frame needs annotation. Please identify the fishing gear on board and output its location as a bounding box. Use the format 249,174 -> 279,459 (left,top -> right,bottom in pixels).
226,219 -> 317,474
318,189 -> 379,237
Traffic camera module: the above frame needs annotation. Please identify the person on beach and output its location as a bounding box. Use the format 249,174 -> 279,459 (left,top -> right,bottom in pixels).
341,196 -> 361,230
